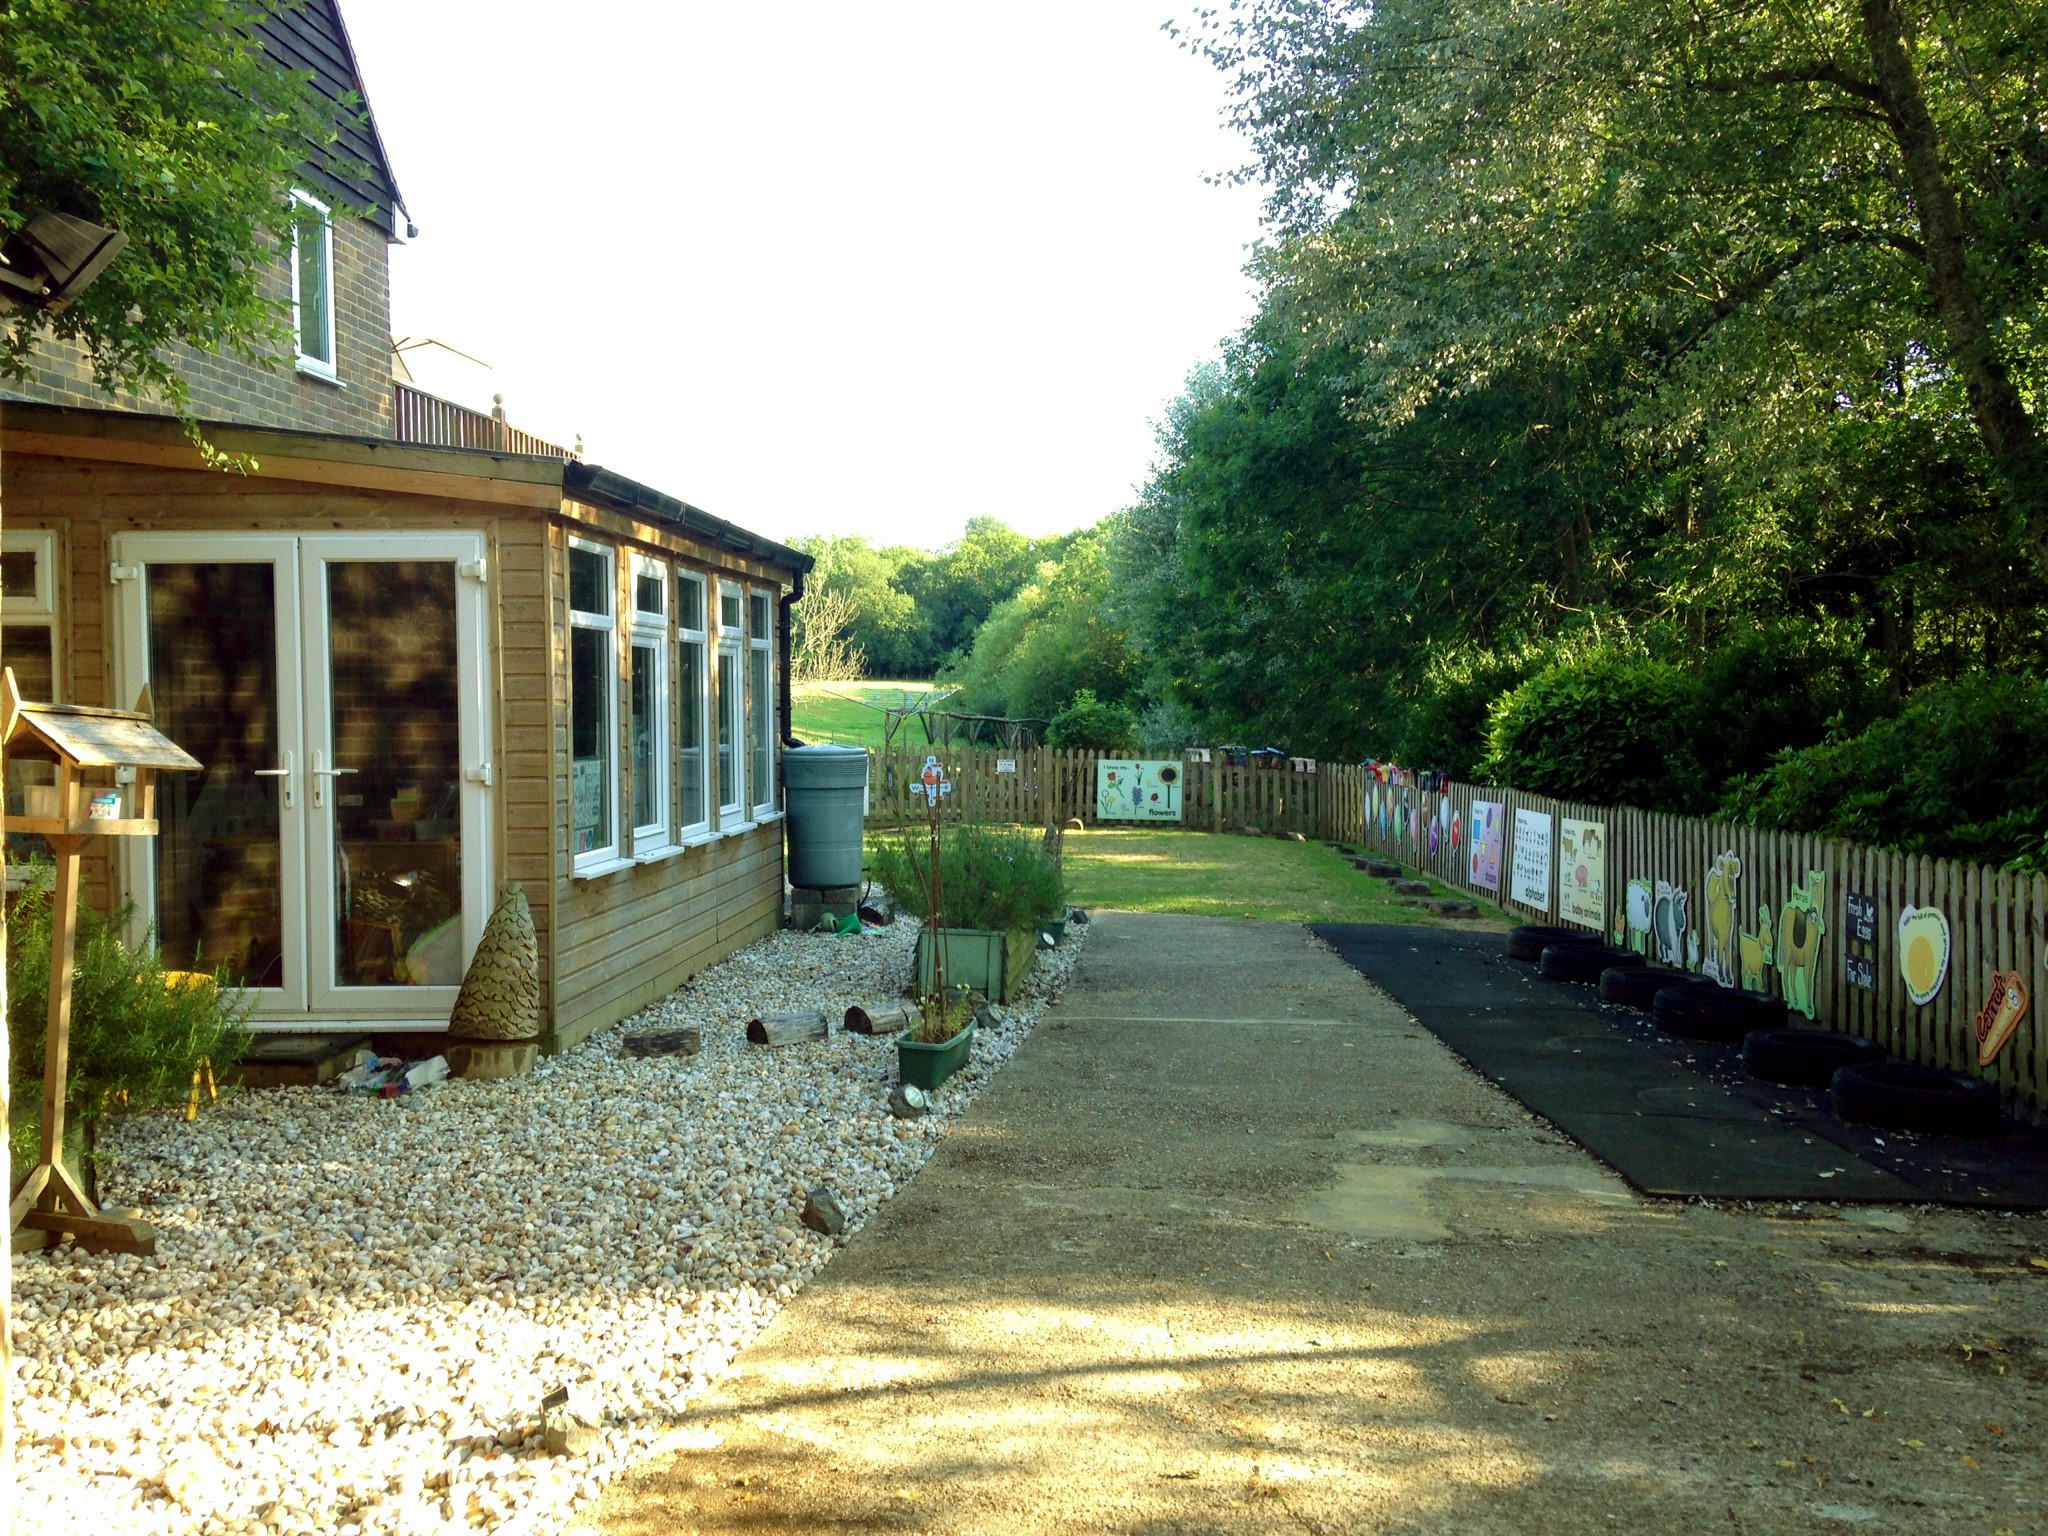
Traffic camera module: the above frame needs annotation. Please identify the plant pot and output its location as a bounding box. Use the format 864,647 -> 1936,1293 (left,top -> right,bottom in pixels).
1043,908 -> 1071,945
915,926 -> 1038,1003
897,1020 -> 976,1091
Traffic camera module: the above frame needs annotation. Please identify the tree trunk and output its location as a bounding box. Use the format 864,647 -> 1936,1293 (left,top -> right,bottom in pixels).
1862,0 -> 2048,554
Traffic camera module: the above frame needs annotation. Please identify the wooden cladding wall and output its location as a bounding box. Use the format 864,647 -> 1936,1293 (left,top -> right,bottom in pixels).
1348,777 -> 2048,1119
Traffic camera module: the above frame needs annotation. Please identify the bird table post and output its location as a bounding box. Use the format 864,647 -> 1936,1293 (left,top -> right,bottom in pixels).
2,671 -> 201,1255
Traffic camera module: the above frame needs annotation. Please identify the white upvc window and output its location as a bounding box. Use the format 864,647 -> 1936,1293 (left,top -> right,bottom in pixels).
716,580 -> 745,823
748,588 -> 776,818
676,570 -> 710,838
289,189 -> 337,378
568,539 -> 618,868
629,555 -> 671,854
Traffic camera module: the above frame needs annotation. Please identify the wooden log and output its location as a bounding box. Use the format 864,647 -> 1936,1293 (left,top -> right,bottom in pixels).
20,1208 -> 155,1257
746,1008 -> 829,1047
844,1001 -> 920,1036
621,1027 -> 702,1059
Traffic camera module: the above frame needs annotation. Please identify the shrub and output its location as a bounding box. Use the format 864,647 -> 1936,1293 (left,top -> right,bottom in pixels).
872,822 -> 1066,933
1724,674 -> 2048,866
1045,689 -> 1139,751
1480,654 -> 1707,810
8,865 -> 252,1198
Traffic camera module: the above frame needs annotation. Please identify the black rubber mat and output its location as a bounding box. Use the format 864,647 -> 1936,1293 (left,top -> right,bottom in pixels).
1312,923 -> 2048,1208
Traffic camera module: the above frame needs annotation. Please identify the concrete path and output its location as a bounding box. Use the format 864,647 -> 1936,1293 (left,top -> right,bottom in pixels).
586,914 -> 2047,1535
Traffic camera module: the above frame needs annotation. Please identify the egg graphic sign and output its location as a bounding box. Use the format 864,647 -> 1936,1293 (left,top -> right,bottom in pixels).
1897,905 -> 1951,1006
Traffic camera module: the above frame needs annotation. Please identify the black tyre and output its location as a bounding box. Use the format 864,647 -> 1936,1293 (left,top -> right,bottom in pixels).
1598,964 -> 1691,1010
1831,1062 -> 2003,1137
1653,982 -> 1788,1044
1538,943 -> 1644,983
1507,925 -> 1601,962
1741,1029 -> 1886,1089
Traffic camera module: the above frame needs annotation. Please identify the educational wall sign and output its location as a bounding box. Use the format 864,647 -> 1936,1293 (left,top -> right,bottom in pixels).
1559,818 -> 1605,930
1845,891 -> 1878,945
1702,851 -> 1741,986
1511,809 -> 1553,911
1898,905 -> 1951,1006
1976,970 -> 2028,1066
1470,801 -> 1505,891
1095,760 -> 1182,821
1844,953 -> 1877,991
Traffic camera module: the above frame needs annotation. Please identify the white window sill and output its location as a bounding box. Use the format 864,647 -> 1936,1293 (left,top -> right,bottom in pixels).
751,808 -> 784,825
295,357 -> 341,385
717,813 -> 753,834
633,842 -> 683,867
571,854 -> 635,883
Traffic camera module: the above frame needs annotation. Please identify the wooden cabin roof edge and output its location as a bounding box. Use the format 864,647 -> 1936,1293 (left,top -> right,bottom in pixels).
563,461 -> 813,577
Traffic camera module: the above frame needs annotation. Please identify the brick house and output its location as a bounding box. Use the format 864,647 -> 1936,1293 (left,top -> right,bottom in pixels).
0,0 -> 809,1056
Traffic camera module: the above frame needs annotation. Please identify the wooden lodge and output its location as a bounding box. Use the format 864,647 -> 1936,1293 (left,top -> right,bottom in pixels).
0,401 -> 810,1053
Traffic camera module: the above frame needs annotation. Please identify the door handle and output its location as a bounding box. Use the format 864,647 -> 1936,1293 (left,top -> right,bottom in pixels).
253,751 -> 296,810
310,751 -> 357,808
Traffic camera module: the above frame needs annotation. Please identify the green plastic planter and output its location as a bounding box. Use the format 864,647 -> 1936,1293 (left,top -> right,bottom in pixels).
915,927 -> 1038,1003
1043,908 -> 1071,945
897,1021 -> 976,1091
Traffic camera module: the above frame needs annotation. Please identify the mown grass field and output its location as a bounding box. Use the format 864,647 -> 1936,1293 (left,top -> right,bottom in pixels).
864,822 -> 1501,927
1058,827 -> 1500,926
792,680 -> 947,753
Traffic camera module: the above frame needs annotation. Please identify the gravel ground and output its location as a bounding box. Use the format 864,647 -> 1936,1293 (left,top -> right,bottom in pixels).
11,917 -> 1087,1536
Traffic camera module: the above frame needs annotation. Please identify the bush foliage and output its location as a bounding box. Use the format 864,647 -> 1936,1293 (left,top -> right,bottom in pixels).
872,822 -> 1066,934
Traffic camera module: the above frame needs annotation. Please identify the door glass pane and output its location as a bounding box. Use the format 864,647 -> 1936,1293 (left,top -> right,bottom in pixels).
717,649 -> 738,809
680,640 -> 705,826
327,561 -> 463,987
149,563 -> 284,986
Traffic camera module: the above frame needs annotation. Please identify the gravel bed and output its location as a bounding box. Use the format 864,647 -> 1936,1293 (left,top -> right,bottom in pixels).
11,917 -> 1086,1536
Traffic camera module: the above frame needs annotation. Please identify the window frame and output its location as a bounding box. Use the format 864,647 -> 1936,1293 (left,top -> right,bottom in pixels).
748,587 -> 777,820
288,188 -> 338,380
568,537 -> 619,871
715,580 -> 746,824
676,569 -> 712,841
628,554 -> 671,855
0,528 -> 59,705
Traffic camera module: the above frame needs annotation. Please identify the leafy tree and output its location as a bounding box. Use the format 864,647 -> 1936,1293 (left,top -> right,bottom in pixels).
945,531 -> 1143,724
0,0 -> 333,424
1045,690 -> 1139,751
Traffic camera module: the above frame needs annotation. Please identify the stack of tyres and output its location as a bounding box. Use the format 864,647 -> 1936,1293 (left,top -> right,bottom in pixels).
1653,982 -> 1788,1044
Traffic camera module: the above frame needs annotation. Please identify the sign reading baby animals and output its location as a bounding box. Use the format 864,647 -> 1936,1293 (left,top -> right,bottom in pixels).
1558,818 -> 1605,930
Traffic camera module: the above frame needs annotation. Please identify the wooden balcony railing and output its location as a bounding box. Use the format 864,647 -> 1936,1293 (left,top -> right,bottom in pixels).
393,381 -> 573,459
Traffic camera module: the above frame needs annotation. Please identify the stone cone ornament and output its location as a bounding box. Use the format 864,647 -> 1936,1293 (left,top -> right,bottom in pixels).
449,882 -> 541,1042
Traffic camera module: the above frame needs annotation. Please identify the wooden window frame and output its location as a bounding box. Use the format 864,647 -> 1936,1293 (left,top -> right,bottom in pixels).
748,587 -> 776,820
716,579 -> 745,825
629,555 -> 671,856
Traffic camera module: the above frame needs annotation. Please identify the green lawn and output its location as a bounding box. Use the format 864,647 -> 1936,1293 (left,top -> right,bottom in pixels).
1059,827 -> 1504,927
792,680 -> 948,752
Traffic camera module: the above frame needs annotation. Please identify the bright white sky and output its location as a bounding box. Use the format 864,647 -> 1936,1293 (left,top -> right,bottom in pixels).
341,2 -> 1266,551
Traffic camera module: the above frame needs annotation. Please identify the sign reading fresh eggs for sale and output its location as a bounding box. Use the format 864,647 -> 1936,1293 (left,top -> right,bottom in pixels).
1559,817 -> 1605,929
1095,760 -> 1184,821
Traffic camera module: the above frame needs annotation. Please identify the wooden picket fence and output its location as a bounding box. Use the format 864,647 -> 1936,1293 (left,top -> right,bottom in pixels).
865,745 -> 1368,840
862,744 -> 2045,1116
1345,775 -> 2048,1119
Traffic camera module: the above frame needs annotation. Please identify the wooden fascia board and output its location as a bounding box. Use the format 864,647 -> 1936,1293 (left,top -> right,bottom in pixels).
0,427 -> 562,510
555,500 -> 792,588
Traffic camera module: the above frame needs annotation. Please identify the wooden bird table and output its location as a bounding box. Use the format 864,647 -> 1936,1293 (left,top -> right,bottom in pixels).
3,671 -> 201,1255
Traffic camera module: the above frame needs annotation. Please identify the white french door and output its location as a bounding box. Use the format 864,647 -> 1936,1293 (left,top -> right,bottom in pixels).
114,533 -> 493,1027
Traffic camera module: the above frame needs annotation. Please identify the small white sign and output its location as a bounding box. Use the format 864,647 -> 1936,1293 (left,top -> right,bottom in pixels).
996,757 -> 1017,774
1511,808 -> 1553,912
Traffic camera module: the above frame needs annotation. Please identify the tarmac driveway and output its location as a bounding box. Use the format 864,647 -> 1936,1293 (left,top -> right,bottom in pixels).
584,913 -> 2048,1535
